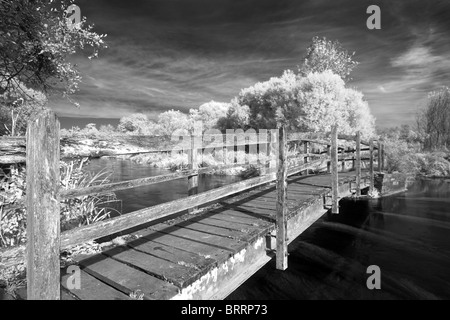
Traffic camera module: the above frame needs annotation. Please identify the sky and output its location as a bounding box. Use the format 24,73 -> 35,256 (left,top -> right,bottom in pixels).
50,0 -> 450,129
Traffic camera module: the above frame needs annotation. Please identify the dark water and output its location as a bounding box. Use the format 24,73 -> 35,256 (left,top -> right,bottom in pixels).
227,179 -> 450,300
83,158 -> 242,214
84,159 -> 450,300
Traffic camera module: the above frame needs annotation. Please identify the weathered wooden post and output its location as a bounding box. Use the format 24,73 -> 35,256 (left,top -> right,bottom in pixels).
327,145 -> 331,173
188,134 -> 199,214
378,140 -> 382,172
381,142 -> 386,172
369,139 -> 375,194
269,129 -> 278,172
331,125 -> 339,214
352,153 -> 356,169
303,141 -> 310,175
341,147 -> 346,172
26,110 -> 61,300
356,131 -> 362,197
276,126 -> 288,270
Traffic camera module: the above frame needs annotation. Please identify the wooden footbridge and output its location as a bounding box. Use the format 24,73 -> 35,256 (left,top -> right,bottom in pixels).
0,111 -> 386,300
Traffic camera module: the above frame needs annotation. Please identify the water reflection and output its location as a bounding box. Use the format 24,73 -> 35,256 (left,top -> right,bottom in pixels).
227,179 -> 450,300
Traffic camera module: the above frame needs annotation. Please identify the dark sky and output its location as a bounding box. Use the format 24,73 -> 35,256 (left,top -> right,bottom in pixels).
50,0 -> 450,128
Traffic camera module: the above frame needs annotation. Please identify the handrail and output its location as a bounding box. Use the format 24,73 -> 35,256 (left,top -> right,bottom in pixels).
1,111 -> 386,299
60,161 -> 271,199
0,157 -> 326,269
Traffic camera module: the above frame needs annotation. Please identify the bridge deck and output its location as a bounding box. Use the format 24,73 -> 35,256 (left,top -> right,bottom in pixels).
60,171 -> 370,300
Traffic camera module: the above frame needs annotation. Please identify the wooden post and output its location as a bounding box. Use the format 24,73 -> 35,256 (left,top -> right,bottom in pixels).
369,139 -> 374,194
381,143 -> 385,172
269,130 -> 277,172
331,125 -> 339,214
327,145 -> 331,173
26,110 -> 61,300
341,148 -> 346,172
303,141 -> 310,175
265,130 -> 272,174
356,131 -> 362,197
378,140 -> 382,172
352,148 -> 356,170
276,126 -> 288,270
188,134 -> 199,214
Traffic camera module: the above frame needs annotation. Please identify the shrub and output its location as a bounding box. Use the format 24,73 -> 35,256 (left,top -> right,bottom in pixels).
0,160 -> 120,248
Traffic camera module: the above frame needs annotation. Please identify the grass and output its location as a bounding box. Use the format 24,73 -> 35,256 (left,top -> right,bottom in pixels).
0,159 -> 121,298
128,148 -> 311,178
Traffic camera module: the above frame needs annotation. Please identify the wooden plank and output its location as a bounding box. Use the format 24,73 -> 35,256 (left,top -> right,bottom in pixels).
60,171 -> 277,249
101,246 -> 198,288
205,210 -> 273,227
276,126 -> 288,270
369,139 -> 375,193
61,269 -> 131,300
356,131 -> 362,197
304,141 -> 310,175
229,203 -> 276,219
331,125 -> 339,214
338,134 -> 372,146
237,197 -> 277,210
132,228 -> 232,262
74,254 -> 179,299
378,140 -> 382,172
287,158 -> 327,176
26,110 -> 61,300
0,155 -> 26,164
327,145 -> 331,173
167,220 -> 261,243
341,148 -> 346,171
148,224 -> 246,253
269,130 -> 277,171
187,215 -> 270,233
218,206 -> 274,221
126,237 -> 216,271
188,135 -> 199,213
0,137 -> 26,164
381,143 -> 385,171
60,170 -> 195,199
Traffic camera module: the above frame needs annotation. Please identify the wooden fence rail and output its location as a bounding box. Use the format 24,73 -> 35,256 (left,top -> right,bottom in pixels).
0,111 -> 385,299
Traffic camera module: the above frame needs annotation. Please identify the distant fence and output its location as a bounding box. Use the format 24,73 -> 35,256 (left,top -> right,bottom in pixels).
0,110 -> 384,299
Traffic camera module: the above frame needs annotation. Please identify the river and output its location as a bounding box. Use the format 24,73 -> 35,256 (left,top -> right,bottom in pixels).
83,158 -> 242,214
85,158 -> 450,300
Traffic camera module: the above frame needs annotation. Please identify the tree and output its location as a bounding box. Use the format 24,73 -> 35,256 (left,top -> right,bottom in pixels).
0,80 -> 47,136
342,87 -> 376,137
0,0 -> 107,101
189,101 -> 231,131
216,99 -> 250,131
99,124 -> 116,135
118,113 -> 150,134
299,37 -> 359,82
297,71 -> 375,137
237,70 -> 303,130
417,87 -> 450,150
156,110 -> 190,136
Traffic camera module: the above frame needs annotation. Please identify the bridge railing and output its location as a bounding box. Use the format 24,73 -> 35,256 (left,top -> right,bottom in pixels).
0,111 -> 384,299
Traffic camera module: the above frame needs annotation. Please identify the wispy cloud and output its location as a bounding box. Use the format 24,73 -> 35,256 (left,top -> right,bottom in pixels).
50,0 -> 450,130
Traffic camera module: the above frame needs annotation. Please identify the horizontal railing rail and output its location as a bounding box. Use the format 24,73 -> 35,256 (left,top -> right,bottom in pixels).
0,110 -> 385,299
